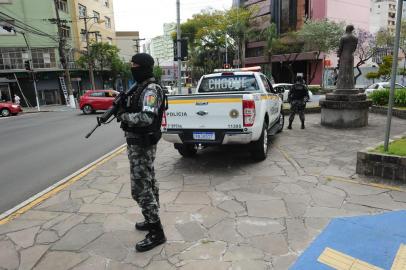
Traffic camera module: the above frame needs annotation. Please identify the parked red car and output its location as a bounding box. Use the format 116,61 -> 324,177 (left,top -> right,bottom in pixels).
0,102 -> 23,117
79,90 -> 119,115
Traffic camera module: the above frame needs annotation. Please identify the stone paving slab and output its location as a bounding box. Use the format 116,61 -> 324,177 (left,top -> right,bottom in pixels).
1,114 -> 406,269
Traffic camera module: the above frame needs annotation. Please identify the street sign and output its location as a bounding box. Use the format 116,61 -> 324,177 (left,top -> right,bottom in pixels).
290,211 -> 406,270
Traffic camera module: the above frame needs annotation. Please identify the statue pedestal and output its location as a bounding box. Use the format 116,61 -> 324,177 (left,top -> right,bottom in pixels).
320,89 -> 372,128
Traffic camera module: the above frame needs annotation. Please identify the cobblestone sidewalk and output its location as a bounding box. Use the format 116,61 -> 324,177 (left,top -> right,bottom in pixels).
0,114 -> 406,270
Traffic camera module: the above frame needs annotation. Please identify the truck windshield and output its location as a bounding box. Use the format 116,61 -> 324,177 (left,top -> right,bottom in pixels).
198,75 -> 259,93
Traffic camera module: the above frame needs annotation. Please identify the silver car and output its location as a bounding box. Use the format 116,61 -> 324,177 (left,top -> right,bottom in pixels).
364,82 -> 405,96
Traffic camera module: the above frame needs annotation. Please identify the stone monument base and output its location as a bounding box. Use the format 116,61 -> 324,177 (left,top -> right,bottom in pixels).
320,89 -> 372,128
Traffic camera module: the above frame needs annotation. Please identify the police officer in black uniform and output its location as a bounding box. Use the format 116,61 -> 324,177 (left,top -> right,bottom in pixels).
117,53 -> 166,252
287,76 -> 309,130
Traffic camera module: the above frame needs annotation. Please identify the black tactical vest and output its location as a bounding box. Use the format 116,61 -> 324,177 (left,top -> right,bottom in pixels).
120,79 -> 167,145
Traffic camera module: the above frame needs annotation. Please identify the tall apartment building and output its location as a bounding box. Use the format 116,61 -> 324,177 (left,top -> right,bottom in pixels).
149,23 -> 176,63
244,0 -> 310,72
0,0 -> 75,105
69,0 -> 116,52
370,0 -> 397,34
115,31 -> 140,62
244,0 -> 370,84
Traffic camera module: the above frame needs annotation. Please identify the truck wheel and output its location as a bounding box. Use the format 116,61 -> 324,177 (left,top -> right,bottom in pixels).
251,123 -> 268,161
175,144 -> 197,158
277,111 -> 284,133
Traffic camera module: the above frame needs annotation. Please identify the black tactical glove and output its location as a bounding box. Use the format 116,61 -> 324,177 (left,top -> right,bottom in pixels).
116,106 -> 126,122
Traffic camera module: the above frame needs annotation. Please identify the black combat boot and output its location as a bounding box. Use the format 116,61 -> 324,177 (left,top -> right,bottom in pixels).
135,220 -> 166,252
301,122 -> 305,129
135,221 -> 150,231
287,121 -> 293,129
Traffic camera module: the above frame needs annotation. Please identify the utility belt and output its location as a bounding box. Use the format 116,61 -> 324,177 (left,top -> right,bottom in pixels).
126,132 -> 162,146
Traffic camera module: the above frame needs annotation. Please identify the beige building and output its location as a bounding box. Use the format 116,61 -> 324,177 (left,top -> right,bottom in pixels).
69,0 -> 116,52
116,31 -> 140,62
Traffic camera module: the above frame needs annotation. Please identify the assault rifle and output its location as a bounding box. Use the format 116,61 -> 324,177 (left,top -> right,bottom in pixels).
85,82 -> 138,139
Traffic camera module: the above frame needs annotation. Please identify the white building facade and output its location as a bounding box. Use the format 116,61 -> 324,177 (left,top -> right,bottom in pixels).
149,23 -> 176,63
370,0 -> 397,33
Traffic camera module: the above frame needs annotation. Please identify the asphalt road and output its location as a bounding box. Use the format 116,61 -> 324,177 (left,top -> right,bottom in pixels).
0,110 -> 125,214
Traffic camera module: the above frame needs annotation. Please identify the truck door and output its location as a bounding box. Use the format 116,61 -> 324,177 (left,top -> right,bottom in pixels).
260,75 -> 279,124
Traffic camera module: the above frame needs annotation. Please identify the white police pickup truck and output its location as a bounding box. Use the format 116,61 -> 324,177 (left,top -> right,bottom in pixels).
161,67 -> 284,161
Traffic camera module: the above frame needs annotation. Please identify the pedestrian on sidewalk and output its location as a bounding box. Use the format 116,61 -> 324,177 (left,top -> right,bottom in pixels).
14,94 -> 21,105
287,76 -> 309,130
117,53 -> 166,252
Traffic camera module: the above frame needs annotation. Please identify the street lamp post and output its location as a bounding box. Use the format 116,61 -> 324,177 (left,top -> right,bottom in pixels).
384,0 -> 404,151
176,0 -> 182,94
21,32 -> 40,111
82,17 -> 95,90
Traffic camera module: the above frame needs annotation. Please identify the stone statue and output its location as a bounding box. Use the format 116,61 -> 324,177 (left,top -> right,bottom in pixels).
336,25 -> 358,90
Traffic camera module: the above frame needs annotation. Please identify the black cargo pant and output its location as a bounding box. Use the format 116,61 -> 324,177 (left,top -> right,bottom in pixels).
289,99 -> 306,125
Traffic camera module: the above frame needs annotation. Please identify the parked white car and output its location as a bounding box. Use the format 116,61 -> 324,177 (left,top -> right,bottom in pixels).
364,82 -> 405,96
163,86 -> 176,95
162,67 -> 284,161
273,83 -> 313,102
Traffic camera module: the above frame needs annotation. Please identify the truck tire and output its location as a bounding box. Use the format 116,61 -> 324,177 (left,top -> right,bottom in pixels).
277,111 -> 284,133
175,144 -> 197,158
251,122 -> 268,161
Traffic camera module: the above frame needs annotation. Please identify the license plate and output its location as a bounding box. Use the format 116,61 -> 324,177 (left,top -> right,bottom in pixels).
193,132 -> 215,140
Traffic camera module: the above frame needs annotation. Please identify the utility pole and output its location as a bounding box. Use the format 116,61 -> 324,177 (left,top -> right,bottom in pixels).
133,38 -> 145,53
82,17 -> 96,90
384,0 -> 403,151
53,0 -> 75,108
176,0 -> 182,94
21,32 -> 40,112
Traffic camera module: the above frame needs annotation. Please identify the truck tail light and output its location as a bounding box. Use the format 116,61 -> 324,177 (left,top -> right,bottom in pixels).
243,100 -> 255,127
161,111 -> 167,127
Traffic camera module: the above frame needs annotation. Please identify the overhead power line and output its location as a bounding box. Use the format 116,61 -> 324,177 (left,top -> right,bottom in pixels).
0,11 -> 58,42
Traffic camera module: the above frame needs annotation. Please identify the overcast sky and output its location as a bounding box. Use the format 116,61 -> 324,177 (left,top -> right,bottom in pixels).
113,0 -> 232,40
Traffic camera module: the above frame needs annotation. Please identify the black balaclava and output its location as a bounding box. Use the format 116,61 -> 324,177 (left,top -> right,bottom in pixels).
131,53 -> 154,83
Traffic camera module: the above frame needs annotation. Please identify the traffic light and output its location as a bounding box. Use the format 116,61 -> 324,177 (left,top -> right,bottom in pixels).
173,38 -> 188,61
24,60 -> 31,71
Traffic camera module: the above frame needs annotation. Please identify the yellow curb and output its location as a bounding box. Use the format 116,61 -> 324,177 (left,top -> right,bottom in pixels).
325,175 -> 406,193
0,146 -> 126,225
391,244 -> 406,270
318,247 -> 383,270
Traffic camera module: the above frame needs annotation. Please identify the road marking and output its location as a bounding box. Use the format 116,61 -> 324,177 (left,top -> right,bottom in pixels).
391,244 -> 406,270
318,247 -> 384,270
0,144 -> 126,225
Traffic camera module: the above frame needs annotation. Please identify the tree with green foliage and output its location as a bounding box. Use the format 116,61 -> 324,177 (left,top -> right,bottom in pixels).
366,55 -> 393,82
298,19 -> 344,83
173,7 -> 256,82
153,66 -> 163,83
365,71 -> 380,83
225,7 -> 255,67
77,42 -> 130,89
